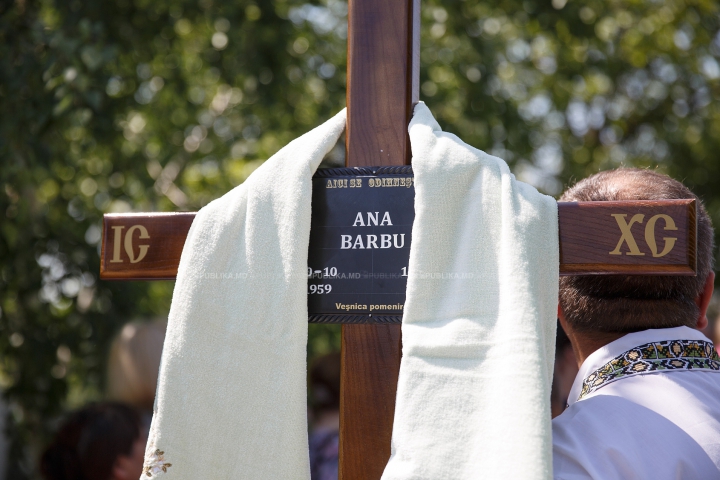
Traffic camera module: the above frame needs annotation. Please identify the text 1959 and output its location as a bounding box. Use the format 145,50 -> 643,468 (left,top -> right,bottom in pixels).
308,284 -> 333,294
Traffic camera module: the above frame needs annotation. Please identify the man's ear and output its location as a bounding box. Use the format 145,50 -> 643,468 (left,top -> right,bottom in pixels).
695,271 -> 715,331
557,303 -> 570,336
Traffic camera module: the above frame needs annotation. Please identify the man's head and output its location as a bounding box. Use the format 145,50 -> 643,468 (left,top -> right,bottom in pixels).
41,402 -> 147,480
559,168 -> 715,334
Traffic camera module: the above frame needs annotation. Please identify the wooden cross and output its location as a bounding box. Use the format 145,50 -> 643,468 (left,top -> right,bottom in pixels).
100,1 -> 697,479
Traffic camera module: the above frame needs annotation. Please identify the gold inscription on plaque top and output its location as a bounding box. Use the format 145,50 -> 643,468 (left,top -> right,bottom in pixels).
610,213 -> 678,258
109,224 -> 151,264
324,177 -> 414,189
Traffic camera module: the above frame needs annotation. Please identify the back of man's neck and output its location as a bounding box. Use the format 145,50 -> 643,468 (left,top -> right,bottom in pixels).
566,330 -> 627,367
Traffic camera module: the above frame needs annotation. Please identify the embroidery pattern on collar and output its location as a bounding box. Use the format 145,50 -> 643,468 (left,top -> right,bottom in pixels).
578,339 -> 720,401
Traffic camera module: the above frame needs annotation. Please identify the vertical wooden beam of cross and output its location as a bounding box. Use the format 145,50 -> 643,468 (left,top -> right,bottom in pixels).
341,0 -> 419,478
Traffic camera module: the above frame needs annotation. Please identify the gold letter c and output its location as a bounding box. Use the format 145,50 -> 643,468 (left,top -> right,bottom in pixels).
124,225 -> 150,263
644,214 -> 677,258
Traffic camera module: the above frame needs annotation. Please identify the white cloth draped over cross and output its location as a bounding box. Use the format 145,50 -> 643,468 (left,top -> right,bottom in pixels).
382,103 -> 558,480
143,108 -> 347,479
142,103 -> 559,479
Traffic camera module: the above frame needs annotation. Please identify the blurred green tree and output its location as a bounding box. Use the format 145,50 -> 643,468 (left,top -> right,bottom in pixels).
1,0 -> 719,477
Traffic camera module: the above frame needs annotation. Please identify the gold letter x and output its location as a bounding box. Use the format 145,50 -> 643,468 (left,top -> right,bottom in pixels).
609,214 -> 645,256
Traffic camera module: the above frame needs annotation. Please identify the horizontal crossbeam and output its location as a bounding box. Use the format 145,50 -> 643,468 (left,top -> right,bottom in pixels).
101,198 -> 696,280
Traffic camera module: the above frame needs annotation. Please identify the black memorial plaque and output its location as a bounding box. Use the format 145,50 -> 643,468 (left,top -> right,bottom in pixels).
308,166 -> 414,324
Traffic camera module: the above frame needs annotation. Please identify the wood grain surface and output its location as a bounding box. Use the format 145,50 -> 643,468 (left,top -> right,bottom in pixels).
341,0 -> 419,477
340,324 -> 402,479
100,200 -> 698,280
558,199 -> 696,275
346,0 -> 420,167
100,212 -> 195,280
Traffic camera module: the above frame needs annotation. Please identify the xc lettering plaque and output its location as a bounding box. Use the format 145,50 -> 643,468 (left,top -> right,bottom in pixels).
307,167 -> 414,324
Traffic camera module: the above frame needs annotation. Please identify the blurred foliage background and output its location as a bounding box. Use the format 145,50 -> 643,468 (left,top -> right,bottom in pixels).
1,0 -> 719,477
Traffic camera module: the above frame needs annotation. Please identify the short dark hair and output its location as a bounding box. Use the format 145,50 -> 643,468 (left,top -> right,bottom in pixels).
40,402 -> 142,480
559,168 -> 715,333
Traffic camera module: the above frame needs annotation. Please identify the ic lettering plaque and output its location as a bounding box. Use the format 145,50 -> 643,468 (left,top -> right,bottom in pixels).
307,167 -> 414,323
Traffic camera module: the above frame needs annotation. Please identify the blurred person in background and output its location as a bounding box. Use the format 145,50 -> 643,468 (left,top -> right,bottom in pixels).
40,402 -> 146,480
308,352 -> 340,480
106,321 -> 166,415
714,309 -> 720,356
